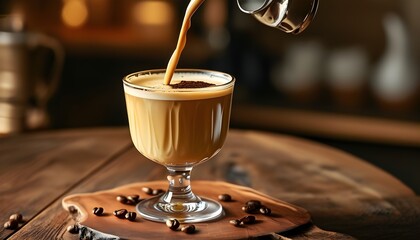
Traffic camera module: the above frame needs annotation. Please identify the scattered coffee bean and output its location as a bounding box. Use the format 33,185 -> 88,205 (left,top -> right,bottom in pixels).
113,209 -> 128,219
259,206 -> 272,215
141,186 -> 164,195
142,187 -> 153,195
246,200 -> 262,208
242,199 -> 263,213
152,189 -> 164,195
9,213 -> 23,222
218,194 -> 232,202
166,219 -> 180,231
92,207 -> 104,216
3,219 -> 18,230
125,212 -> 137,221
67,224 -> 79,234
181,224 -> 196,234
240,215 -> 256,224
116,195 -> 128,204
128,194 -> 140,202
229,219 -> 243,227
242,205 -> 258,213
127,195 -> 141,205
125,199 -> 135,205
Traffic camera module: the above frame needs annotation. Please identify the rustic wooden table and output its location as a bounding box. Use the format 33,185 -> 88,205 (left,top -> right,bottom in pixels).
0,128 -> 419,239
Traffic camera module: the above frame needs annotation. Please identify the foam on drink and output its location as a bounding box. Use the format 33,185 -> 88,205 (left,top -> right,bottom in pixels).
124,71 -> 233,100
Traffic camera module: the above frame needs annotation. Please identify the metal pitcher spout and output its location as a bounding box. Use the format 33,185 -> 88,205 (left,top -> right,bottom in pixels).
237,0 -> 319,34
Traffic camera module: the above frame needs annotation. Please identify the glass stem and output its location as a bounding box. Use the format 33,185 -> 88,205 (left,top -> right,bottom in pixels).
161,167 -> 201,205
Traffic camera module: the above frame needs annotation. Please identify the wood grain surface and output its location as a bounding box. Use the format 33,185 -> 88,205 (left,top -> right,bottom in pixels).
1,128 -> 419,239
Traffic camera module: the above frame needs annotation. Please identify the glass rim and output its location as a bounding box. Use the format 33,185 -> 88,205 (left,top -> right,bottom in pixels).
123,69 -> 235,93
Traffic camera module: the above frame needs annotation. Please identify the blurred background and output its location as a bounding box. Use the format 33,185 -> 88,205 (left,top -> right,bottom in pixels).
0,0 -> 419,192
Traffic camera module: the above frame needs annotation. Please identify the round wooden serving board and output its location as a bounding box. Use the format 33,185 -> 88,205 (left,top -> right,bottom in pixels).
62,180 -> 311,239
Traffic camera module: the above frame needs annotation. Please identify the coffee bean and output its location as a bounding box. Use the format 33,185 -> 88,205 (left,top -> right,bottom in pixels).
181,224 -> 195,234
92,207 -> 104,216
240,215 -> 256,224
67,224 -> 79,234
125,212 -> 137,221
4,219 -> 18,230
166,219 -> 180,231
242,200 -> 262,213
229,219 -> 243,227
127,195 -> 141,205
242,205 -> 258,213
152,189 -> 164,195
142,187 -> 153,195
9,213 -> 23,222
218,194 -> 232,202
116,195 -> 128,204
259,206 -> 271,215
113,209 -> 128,219
246,200 -> 262,208
128,194 -> 140,201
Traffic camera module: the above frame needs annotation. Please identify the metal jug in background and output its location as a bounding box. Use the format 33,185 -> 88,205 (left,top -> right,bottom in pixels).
0,15 -> 64,135
237,0 -> 319,34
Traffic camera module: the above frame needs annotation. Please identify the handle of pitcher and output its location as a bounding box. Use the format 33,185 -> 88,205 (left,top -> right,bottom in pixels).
29,33 -> 65,108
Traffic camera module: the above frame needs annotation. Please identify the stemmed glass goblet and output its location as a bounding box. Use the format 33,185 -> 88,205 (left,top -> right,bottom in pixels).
123,69 -> 235,223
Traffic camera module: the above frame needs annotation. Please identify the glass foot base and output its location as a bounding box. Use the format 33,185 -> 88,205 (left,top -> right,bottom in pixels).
136,196 -> 224,223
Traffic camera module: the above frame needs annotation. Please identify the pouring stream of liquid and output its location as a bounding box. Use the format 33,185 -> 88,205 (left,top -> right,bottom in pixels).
163,0 -> 205,85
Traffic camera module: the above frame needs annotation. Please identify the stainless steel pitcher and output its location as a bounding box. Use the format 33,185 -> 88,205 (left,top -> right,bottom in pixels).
0,15 -> 64,135
237,0 -> 319,34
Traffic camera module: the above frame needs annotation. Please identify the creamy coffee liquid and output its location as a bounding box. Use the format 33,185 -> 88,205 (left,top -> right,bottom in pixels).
124,71 -> 234,166
163,0 -> 205,85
